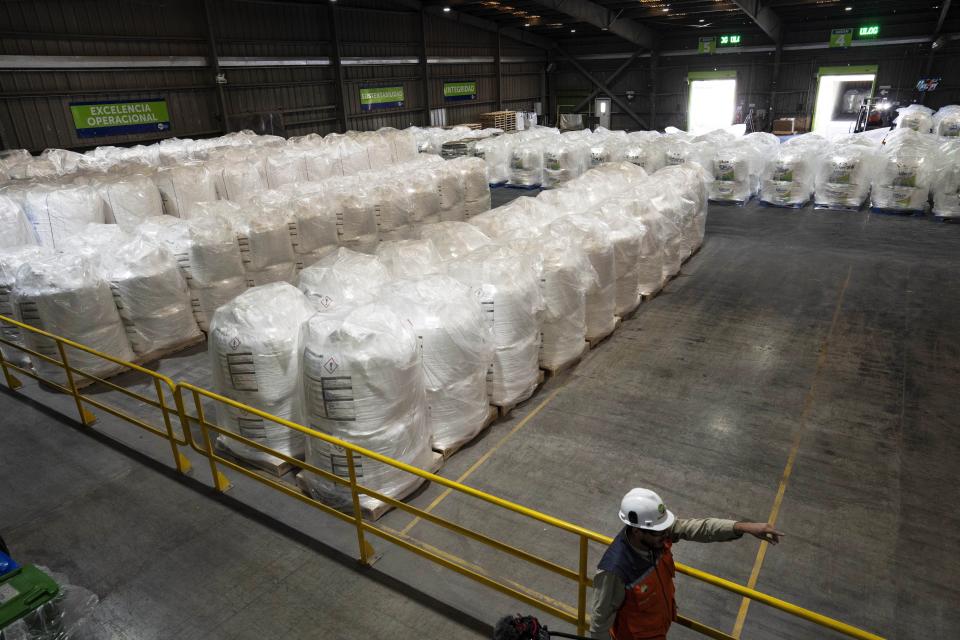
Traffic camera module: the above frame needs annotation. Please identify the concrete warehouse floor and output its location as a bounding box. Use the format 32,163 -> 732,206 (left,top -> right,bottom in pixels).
2,196 -> 959,640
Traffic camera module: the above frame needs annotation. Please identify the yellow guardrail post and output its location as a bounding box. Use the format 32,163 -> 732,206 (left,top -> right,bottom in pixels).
576,535 -> 589,636
153,377 -> 191,474
188,388 -> 230,492
345,449 -> 375,565
0,346 -> 23,390
54,341 -> 96,427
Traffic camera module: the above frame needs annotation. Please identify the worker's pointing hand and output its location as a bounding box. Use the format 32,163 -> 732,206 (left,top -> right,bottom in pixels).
735,522 -> 785,545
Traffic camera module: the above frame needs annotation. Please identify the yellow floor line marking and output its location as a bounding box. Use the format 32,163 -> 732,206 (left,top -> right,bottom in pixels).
400,387 -> 563,537
731,266 -> 852,638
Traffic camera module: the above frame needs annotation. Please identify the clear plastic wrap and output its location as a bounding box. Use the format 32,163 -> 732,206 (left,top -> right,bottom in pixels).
436,161 -> 466,222
371,182 -> 413,241
588,134 -> 627,168
152,164 -> 218,217
760,142 -> 821,208
547,215 -> 616,340
7,183 -> 106,249
209,282 -> 315,464
542,138 -> 590,188
329,182 -> 379,253
209,154 -> 267,201
0,244 -> 48,369
626,185 -> 684,283
933,105 -> 960,138
297,247 -> 390,314
894,104 -> 935,133
656,164 -> 709,255
508,141 -> 545,188
292,192 -> 340,255
0,194 -> 38,248
814,141 -> 879,209
100,235 -> 201,355
599,196 -> 665,296
623,133 -> 666,173
417,221 -> 495,261
446,244 -> 543,406
452,156 -> 492,203
870,130 -> 937,212
931,140 -> 960,217
592,207 -> 653,315
382,275 -> 494,451
301,304 -> 434,511
0,566 -> 100,640
474,136 -> 510,185
264,150 -> 308,188
708,143 -> 756,204
376,239 -> 444,279
85,173 -> 164,229
12,252 -> 134,384
405,170 -> 443,225
225,205 -> 298,285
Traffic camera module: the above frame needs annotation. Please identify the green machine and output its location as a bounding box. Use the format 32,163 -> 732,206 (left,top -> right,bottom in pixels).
0,537 -> 64,640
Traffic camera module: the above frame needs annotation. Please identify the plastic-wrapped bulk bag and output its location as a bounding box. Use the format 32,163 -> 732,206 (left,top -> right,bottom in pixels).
209,282 -> 315,464
894,104 -> 934,133
547,215 -> 616,340
301,304 -> 433,511
623,137 -> 666,174
589,136 -> 626,167
360,132 -> 395,170
371,182 -> 413,242
760,145 -> 818,208
506,231 -> 593,370
508,141 -> 544,188
708,144 -> 754,204
376,239 -> 443,279
451,156 -> 492,217
297,247 -> 390,314
226,208 -> 298,286
627,185 -> 683,282
337,188 -> 380,253
475,136 -> 510,185
662,137 -> 697,168
470,196 -> 557,239
327,136 -> 371,175
264,150 -> 307,188
302,148 -> 340,181
12,253 -> 134,384
446,245 -> 542,406
592,207 -> 653,315
11,183 -> 105,249
870,131 -> 936,212
436,162 -> 466,222
405,170 -> 443,225
644,176 -> 696,261
0,244 -> 48,368
0,195 -> 37,248
599,197 -> 664,296
814,143 -> 878,209
99,236 -> 201,356
152,164 -> 218,218
418,222 -> 494,261
386,127 -> 420,163
382,276 -> 494,451
87,173 -> 164,229
292,192 -> 340,256
931,140 -> 960,217
542,139 -> 586,188
933,105 -> 960,138
209,156 -> 267,201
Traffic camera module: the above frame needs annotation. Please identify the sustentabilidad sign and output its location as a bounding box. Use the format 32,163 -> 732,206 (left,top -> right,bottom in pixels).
444,80 -> 477,102
359,85 -> 405,111
70,99 -> 170,138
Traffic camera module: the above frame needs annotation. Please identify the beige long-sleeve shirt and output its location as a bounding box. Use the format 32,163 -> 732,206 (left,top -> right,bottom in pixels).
588,518 -> 742,639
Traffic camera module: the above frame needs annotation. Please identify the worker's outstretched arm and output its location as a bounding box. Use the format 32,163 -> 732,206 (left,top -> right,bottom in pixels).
588,570 -> 625,639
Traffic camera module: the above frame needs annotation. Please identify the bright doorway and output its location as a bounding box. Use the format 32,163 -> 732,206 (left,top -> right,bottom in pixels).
595,98 -> 611,129
813,66 -> 877,137
688,72 -> 737,134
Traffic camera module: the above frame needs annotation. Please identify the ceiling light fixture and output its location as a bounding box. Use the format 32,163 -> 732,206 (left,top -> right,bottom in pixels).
845,5 -> 852,10
443,6 -> 451,12
570,28 -> 576,32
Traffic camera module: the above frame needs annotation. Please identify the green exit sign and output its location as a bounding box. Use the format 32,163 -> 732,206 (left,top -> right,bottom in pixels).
859,25 -> 880,37
719,34 -> 742,46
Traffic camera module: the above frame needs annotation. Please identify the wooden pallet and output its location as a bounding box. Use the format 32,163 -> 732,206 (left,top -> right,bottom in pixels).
494,369 -> 546,419
541,341 -> 589,378
479,111 -> 517,132
587,317 -> 622,349
213,437 -> 300,478
617,299 -> 643,321
432,405 -> 499,460
132,333 -> 206,367
295,451 -> 444,521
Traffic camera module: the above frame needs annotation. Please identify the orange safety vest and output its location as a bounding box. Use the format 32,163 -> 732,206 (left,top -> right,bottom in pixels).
598,530 -> 677,640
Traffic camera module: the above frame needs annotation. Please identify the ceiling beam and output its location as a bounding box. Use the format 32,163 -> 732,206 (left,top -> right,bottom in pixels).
391,0 -> 555,50
530,0 -> 656,49
555,47 -> 648,129
730,0 -> 782,43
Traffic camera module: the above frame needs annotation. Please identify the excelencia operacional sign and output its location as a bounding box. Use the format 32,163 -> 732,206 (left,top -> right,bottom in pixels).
359,85 -> 405,111
443,80 -> 477,102
70,98 -> 171,138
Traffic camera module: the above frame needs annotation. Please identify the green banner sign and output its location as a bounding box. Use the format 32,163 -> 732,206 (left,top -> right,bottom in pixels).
698,37 -> 716,54
359,85 -> 405,111
70,99 -> 170,138
719,34 -> 742,47
443,80 -> 477,102
830,28 -> 853,48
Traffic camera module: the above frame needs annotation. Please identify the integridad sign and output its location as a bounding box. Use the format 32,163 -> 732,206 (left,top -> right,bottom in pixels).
70,98 -> 170,138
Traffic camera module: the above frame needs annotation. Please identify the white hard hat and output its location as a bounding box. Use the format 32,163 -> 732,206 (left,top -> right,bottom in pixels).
619,488 -> 675,531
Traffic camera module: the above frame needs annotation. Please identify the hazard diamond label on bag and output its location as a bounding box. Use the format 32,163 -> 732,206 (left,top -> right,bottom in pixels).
318,295 -> 333,309
229,337 -> 242,351
324,356 -> 339,374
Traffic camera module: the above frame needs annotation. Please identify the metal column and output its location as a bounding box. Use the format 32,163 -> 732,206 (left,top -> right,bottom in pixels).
769,40 -> 783,129
495,30 -> 503,110
649,51 -> 658,131
420,10 -> 431,126
328,1 -> 349,132
202,0 -> 230,133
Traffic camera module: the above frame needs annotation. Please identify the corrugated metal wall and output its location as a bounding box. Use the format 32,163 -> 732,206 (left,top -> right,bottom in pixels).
0,0 -> 546,152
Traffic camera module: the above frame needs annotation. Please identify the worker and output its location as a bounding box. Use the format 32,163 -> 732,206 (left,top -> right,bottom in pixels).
589,488 -> 784,640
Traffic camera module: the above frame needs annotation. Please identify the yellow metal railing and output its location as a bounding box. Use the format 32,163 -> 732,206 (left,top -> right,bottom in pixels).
0,314 -> 884,640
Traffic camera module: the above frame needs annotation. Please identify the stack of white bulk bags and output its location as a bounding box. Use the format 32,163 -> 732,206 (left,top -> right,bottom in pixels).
417,222 -> 494,262
436,161 -> 466,222
13,252 -> 134,385
209,153 -> 267,201
708,142 -> 755,204
548,215 -> 616,340
382,276 -> 494,451
298,247 -> 390,314
137,215 -> 248,332
628,184 -> 683,283
588,133 -> 627,168
894,105 -> 935,133
0,245 -> 47,368
405,167 -> 444,227
229,205 -> 298,286
452,157 -> 492,218
152,164 -> 218,218
474,136 -> 510,185
506,230 -> 593,370
371,182 -> 414,242
760,136 -> 823,208
624,132 -> 666,173
291,192 -> 340,268
209,282 -> 315,464
86,173 -> 164,229
657,164 -> 709,254
99,236 -> 201,356
742,132 -> 781,194
0,195 -> 37,248
870,129 -> 937,213
931,140 -> 960,218
326,135 -> 372,176
592,207 -> 652,315
301,304 -> 434,511
376,239 -> 444,280
933,105 -> 960,138
599,197 -> 665,297
328,180 -> 379,254
381,127 -> 419,163
301,147 -> 339,182
447,245 -> 543,407
814,137 -> 880,209
263,149 -> 307,188
542,138 -> 588,188
508,140 -> 545,188
6,183 -> 105,249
